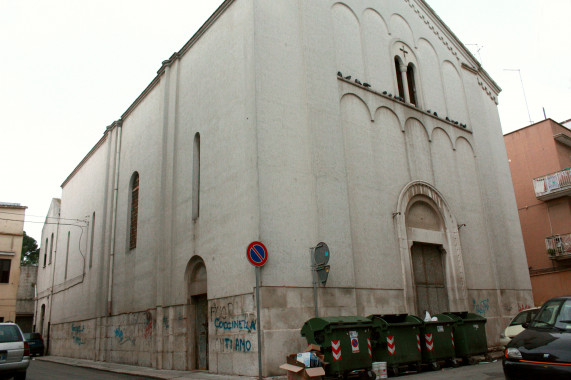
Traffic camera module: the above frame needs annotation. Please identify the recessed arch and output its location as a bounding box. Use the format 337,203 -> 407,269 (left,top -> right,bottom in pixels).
185,255 -> 208,370
389,13 -> 415,45
431,127 -> 454,150
185,255 -> 207,298
395,181 -> 468,314
340,93 -> 373,122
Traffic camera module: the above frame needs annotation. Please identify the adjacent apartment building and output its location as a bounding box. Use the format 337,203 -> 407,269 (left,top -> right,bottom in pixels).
0,203 -> 27,322
505,118 -> 571,306
36,0 -> 532,376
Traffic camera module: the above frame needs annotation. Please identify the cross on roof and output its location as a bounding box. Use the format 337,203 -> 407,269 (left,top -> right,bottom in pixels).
400,46 -> 409,60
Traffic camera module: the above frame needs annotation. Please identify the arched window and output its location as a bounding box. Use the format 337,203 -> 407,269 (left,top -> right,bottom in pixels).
192,133 -> 200,221
64,231 -> 70,279
407,63 -> 417,106
89,212 -> 95,268
393,44 -> 421,107
43,238 -> 48,267
129,172 -> 140,250
49,233 -> 54,264
394,56 -> 405,99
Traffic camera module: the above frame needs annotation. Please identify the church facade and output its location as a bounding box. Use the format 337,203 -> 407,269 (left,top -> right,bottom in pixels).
35,0 -> 532,376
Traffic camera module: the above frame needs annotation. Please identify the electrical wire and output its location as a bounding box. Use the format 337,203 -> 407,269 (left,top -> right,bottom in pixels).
0,211 -> 87,223
0,217 -> 87,227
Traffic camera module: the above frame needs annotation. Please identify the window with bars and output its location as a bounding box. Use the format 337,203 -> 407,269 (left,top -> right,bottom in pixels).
129,172 -> 139,250
0,259 -> 11,283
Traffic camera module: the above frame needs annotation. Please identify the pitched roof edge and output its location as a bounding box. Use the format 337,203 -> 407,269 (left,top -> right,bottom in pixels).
61,0 -> 236,189
414,0 -> 501,94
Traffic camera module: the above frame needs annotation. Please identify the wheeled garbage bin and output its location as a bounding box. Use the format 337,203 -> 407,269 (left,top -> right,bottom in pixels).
301,316 -> 373,379
419,314 -> 456,369
444,312 -> 488,363
368,314 -> 423,376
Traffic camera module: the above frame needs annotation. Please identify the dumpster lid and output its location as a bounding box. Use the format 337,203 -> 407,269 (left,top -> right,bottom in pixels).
367,314 -> 423,327
423,313 -> 456,324
301,316 -> 372,332
443,311 -> 487,322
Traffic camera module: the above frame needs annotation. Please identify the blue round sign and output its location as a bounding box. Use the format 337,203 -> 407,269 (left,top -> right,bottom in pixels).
247,241 -> 268,267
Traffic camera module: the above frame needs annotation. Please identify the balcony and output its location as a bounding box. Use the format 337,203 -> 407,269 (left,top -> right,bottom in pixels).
546,233 -> 571,261
533,167 -> 571,200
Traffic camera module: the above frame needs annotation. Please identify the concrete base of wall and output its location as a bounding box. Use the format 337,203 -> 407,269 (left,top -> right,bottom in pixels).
47,287 -> 532,377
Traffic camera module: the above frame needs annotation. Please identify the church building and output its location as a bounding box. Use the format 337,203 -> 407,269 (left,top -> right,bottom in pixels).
35,0 -> 533,376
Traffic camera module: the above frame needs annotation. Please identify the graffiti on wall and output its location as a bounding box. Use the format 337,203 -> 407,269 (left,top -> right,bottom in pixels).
162,316 -> 169,330
472,298 -> 490,316
518,304 -> 533,312
144,321 -> 153,339
211,300 -> 256,353
114,327 -> 136,345
216,337 -> 253,352
71,323 -> 85,346
210,301 -> 234,321
214,317 -> 256,332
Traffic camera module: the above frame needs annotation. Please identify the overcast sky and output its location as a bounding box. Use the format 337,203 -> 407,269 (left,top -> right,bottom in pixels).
1,0 -> 569,242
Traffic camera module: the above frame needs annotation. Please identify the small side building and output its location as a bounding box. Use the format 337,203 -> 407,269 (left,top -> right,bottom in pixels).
0,203 -> 27,323
16,265 -> 38,333
505,119 -> 571,306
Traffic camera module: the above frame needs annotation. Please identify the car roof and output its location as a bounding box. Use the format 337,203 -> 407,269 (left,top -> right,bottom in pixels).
546,296 -> 571,301
518,307 -> 540,312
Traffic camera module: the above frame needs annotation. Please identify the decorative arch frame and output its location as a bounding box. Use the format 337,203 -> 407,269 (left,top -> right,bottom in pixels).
395,181 -> 468,314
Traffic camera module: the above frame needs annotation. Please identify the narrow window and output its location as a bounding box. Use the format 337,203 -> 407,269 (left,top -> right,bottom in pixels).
129,172 -> 140,250
394,57 -> 405,99
407,63 -> 417,106
192,133 -> 200,221
43,238 -> 48,267
89,212 -> 95,268
64,231 -> 70,280
49,233 -> 54,264
0,259 -> 11,283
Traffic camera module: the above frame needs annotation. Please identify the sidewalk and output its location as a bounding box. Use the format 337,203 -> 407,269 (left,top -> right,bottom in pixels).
36,352 -> 504,379
35,356 -> 272,380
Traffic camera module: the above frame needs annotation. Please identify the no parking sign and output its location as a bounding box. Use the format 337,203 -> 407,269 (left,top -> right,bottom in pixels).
247,241 -> 268,267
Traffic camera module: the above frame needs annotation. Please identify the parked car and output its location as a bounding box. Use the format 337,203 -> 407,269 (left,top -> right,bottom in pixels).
0,323 -> 30,380
499,307 -> 540,347
23,332 -> 44,357
503,296 -> 571,379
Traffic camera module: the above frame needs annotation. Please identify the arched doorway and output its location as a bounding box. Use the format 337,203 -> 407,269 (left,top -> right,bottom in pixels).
407,201 -> 448,315
39,304 -> 45,334
185,256 -> 208,370
395,181 -> 468,315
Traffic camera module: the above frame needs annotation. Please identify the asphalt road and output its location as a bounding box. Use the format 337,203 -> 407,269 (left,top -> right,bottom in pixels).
392,360 -> 505,379
25,359 -> 157,380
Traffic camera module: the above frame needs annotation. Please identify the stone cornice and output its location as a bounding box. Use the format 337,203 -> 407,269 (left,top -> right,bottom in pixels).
407,0 -> 501,103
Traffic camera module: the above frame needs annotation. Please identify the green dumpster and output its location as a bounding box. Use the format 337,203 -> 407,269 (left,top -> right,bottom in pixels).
444,312 -> 488,361
368,314 -> 423,376
301,316 -> 373,378
419,314 -> 456,368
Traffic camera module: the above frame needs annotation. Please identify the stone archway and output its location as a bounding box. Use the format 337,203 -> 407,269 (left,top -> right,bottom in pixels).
185,256 -> 208,370
395,181 -> 468,315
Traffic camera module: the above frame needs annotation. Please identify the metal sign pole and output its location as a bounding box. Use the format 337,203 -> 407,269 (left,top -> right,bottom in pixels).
311,247 -> 319,317
256,266 -> 262,380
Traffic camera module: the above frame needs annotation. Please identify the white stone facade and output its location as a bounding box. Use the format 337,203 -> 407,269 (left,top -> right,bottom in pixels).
36,0 -> 532,376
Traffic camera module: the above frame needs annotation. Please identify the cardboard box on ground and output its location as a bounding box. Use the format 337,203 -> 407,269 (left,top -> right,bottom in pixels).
280,344 -> 328,380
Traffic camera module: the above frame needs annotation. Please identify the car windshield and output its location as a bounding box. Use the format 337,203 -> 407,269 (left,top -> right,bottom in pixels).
510,309 -> 538,326
0,325 -> 23,343
530,299 -> 571,331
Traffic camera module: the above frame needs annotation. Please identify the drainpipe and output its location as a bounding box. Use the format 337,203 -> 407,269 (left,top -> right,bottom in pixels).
46,208 -> 61,354
107,120 -> 123,316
